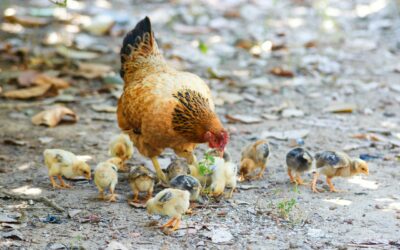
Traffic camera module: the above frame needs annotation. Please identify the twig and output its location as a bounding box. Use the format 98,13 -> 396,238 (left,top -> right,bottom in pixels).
0,188 -> 65,212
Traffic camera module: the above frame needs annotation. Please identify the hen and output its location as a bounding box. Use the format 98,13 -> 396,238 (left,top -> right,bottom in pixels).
117,17 -> 228,183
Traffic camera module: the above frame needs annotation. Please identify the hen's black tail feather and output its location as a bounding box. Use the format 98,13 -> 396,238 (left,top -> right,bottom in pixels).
120,16 -> 153,78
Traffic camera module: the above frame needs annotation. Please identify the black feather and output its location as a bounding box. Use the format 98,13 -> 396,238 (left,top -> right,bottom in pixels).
120,16 -> 152,78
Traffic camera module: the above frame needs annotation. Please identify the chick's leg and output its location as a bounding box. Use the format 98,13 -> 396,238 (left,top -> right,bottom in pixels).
49,176 -> 62,189
98,189 -> 105,200
161,218 -> 176,228
257,163 -> 267,179
311,172 -> 322,193
144,189 -> 153,202
107,189 -> 117,202
288,169 -> 295,183
132,190 -> 139,203
326,177 -> 343,192
57,176 -> 71,188
295,174 -> 308,186
151,157 -> 168,184
171,218 -> 181,231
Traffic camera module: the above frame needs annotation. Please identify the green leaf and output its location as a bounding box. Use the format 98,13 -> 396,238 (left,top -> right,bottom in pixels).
198,41 -> 208,54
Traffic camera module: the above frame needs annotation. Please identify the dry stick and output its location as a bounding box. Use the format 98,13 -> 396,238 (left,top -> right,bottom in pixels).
0,188 -> 65,212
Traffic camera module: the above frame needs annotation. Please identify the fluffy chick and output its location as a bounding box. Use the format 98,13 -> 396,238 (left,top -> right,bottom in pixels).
129,165 -> 155,203
239,140 -> 270,181
166,158 -> 190,181
43,149 -> 91,189
109,133 -> 134,171
94,157 -> 123,202
210,154 -> 237,198
311,151 -> 369,193
170,175 -> 202,202
146,188 -> 190,231
286,148 -> 313,185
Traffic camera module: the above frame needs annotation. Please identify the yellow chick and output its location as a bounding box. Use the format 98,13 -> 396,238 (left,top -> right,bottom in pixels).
43,149 -> 91,189
188,164 -> 212,188
94,157 -> 124,202
311,151 -> 369,193
239,140 -> 270,181
146,188 -> 190,231
129,165 -> 155,203
209,151 -> 237,198
109,133 -> 134,170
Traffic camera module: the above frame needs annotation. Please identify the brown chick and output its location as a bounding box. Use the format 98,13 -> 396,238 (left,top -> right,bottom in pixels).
311,151 -> 369,193
109,133 -> 134,171
146,188 -> 190,231
117,17 -> 228,185
43,149 -> 91,189
239,140 -> 270,181
129,165 -> 155,203
166,158 -> 190,180
94,157 -> 124,202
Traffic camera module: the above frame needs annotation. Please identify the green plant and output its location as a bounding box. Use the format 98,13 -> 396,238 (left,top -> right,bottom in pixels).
198,40 -> 208,54
198,153 -> 215,176
277,198 -> 296,219
49,0 -> 67,7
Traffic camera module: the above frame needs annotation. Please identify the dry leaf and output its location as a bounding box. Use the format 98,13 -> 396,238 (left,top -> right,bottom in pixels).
270,67 -> 294,78
226,114 -> 262,124
31,106 -> 78,127
351,133 -> 384,141
91,104 -> 117,113
75,63 -> 113,79
33,74 -> 69,89
3,84 -> 54,99
5,15 -> 49,27
17,70 -> 39,87
324,103 -> 357,113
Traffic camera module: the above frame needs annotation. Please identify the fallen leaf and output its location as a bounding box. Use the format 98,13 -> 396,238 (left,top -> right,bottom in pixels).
3,139 -> 27,146
34,74 -> 69,89
3,84 -> 55,99
351,133 -> 384,141
91,104 -> 117,113
5,15 -> 49,27
324,103 -> 357,113
281,109 -> 304,118
17,70 -> 39,87
270,67 -> 294,77
262,129 -> 310,140
56,46 -> 99,60
128,201 -> 146,208
226,114 -> 262,124
31,106 -> 78,127
75,62 -> 113,79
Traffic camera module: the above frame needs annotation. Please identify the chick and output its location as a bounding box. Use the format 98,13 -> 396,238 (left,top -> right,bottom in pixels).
146,188 -> 190,231
166,158 -> 190,180
239,140 -> 270,181
311,151 -> 369,193
94,157 -> 123,202
170,175 -> 202,202
286,148 -> 313,185
109,133 -> 134,171
188,163 -> 212,188
43,149 -> 91,189
129,165 -> 155,203
210,154 -> 238,198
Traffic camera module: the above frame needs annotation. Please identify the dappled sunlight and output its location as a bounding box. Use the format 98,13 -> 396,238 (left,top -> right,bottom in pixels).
77,154 -> 93,162
388,202 -> 400,211
17,163 -> 31,171
323,198 -> 352,206
355,0 -> 388,18
12,185 -> 42,196
347,177 -> 378,190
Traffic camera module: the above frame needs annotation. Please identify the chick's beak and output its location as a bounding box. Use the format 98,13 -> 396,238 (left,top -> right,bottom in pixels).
86,173 -> 91,180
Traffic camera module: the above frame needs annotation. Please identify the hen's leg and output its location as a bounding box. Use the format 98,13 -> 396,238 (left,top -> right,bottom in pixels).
57,176 -> 71,188
144,190 -> 153,202
49,176 -> 62,189
151,157 -> 168,184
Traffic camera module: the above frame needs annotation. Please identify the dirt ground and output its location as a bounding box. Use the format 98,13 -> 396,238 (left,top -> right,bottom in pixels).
1,0 -> 400,249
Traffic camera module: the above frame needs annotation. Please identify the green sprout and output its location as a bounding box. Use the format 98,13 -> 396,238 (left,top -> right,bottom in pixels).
277,198 -> 296,219
198,40 -> 208,54
198,153 -> 215,176
49,0 -> 67,7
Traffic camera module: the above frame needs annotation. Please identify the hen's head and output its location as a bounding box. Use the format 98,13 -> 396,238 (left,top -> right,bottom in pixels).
204,130 -> 229,153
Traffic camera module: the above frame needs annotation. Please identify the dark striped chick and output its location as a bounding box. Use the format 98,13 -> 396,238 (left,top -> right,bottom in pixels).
169,175 -> 201,202
166,158 -> 190,181
129,165 -> 155,202
286,148 -> 313,185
